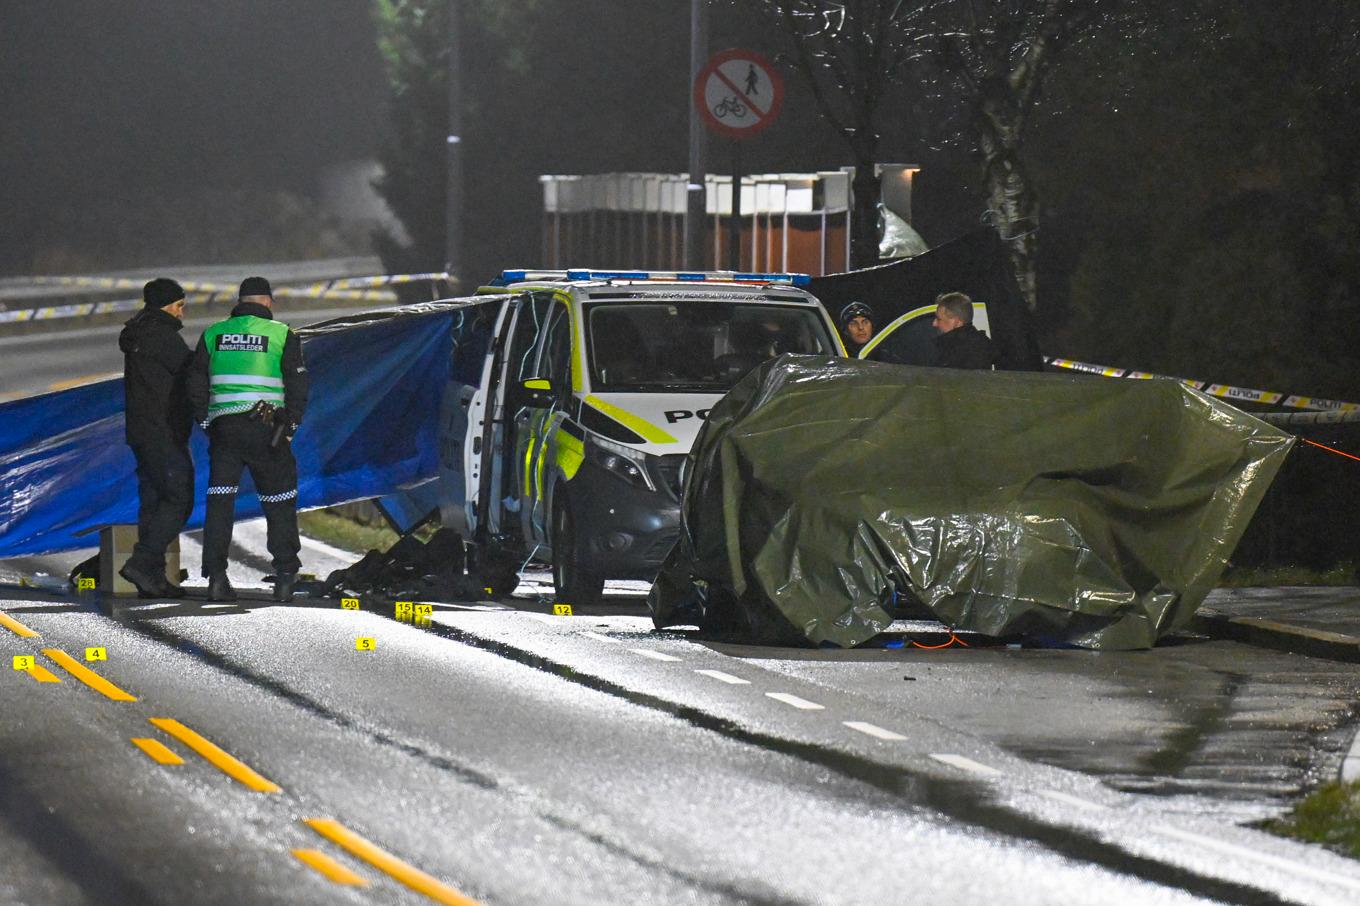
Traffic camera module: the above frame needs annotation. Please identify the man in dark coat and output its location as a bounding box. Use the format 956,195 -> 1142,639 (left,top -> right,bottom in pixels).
118,278 -> 194,596
932,291 -> 996,370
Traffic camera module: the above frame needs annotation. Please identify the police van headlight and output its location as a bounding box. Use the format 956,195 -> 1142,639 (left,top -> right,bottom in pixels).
587,436 -> 655,491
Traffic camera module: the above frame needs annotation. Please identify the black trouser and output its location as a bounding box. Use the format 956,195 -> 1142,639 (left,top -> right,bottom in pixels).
202,414 -> 301,578
128,440 -> 194,573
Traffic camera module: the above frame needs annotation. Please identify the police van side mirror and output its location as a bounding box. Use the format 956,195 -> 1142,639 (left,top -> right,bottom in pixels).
523,378 -> 555,405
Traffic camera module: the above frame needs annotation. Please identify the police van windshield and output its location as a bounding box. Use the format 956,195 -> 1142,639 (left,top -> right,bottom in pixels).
585,302 -> 833,392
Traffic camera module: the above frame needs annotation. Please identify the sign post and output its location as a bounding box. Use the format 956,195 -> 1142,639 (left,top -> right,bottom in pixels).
694,49 -> 784,270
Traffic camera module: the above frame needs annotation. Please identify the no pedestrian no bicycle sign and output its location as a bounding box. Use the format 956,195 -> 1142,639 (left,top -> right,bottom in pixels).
695,49 -> 784,140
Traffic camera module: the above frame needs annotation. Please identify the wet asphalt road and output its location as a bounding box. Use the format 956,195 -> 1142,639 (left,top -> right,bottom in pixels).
4,553 -> 1360,905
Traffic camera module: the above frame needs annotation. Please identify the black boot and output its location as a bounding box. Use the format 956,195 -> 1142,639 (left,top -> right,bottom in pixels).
207,572 -> 237,602
120,561 -> 182,598
273,573 -> 296,603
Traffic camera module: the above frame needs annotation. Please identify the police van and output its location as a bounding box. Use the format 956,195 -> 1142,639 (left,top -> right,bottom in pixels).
432,269 -> 845,604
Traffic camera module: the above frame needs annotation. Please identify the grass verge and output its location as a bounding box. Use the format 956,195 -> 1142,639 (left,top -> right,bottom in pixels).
1220,561 -> 1358,587
1265,780 -> 1360,858
298,510 -> 399,554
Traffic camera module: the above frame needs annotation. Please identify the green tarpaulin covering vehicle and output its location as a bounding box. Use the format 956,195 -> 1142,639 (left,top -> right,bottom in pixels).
648,356 -> 1294,650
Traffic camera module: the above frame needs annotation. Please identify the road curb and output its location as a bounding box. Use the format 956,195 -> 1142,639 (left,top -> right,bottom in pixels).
1191,609 -> 1360,663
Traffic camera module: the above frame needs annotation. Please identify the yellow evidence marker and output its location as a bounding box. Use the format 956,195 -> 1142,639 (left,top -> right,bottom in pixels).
414,604 -> 433,616
553,604 -> 574,616
12,655 -> 35,670
85,647 -> 107,662
76,578 -> 97,592
340,597 -> 361,611
355,637 -> 376,651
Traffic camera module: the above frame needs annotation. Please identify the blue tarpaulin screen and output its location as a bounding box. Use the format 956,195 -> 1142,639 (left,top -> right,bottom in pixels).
0,299 -> 495,558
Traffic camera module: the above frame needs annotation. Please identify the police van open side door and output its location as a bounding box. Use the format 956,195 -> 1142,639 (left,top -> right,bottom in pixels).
437,297 -> 512,537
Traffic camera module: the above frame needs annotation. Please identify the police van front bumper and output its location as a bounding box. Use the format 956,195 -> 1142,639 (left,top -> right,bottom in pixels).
569,450 -> 686,579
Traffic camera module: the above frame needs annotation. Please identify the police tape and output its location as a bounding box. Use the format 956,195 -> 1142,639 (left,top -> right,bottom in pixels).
25,275 -> 399,302
0,298 -> 141,323
1258,410 -> 1360,426
0,272 -> 455,325
298,272 -> 453,291
1044,357 -> 1360,415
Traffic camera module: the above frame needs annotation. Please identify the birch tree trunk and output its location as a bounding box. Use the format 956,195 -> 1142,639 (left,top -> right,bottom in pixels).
976,98 -> 1040,310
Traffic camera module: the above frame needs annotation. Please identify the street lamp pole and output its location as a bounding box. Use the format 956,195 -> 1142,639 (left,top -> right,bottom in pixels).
445,0 -> 464,288
685,0 -> 708,270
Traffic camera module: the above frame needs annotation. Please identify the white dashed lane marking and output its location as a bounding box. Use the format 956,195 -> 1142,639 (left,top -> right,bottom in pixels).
694,669 -> 751,685
1039,790 -> 1106,811
930,753 -> 1002,776
580,631 -> 621,644
765,693 -> 825,711
629,649 -> 682,662
843,721 -> 906,741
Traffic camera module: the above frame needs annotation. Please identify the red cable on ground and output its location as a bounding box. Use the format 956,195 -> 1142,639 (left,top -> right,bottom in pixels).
910,633 -> 970,650
1301,437 -> 1360,463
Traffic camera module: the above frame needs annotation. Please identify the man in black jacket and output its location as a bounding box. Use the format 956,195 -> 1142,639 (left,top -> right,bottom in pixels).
118,278 -> 194,597
932,292 -> 996,370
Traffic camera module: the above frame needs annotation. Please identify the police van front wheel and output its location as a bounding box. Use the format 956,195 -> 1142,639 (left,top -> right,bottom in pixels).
552,494 -> 604,608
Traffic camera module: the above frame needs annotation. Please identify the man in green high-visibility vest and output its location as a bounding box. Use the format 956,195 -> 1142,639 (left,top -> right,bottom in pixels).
187,276 -> 309,602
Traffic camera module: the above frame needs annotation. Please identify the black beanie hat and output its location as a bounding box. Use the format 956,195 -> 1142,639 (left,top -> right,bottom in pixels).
238,276 -> 272,299
143,278 -> 186,309
839,301 -> 872,325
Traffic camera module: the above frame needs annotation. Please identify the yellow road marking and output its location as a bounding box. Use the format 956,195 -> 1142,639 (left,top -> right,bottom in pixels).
0,612 -> 40,638
148,718 -> 281,793
304,818 -> 482,906
292,849 -> 370,887
42,648 -> 137,701
26,665 -> 62,683
131,737 -> 184,765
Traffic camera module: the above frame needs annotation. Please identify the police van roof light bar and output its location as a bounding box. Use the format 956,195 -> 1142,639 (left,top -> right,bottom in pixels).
561,269 -> 811,286
496,268 -> 812,287
495,269 -> 568,285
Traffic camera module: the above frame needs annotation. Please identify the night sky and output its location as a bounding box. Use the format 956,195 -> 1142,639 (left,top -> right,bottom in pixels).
1,0 -> 384,236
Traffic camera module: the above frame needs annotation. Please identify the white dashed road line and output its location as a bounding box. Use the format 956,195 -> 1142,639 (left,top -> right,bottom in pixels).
580,631 -> 621,644
843,721 -> 906,741
930,753 -> 1002,777
765,693 -> 825,711
1039,790 -> 1106,811
694,669 -> 751,685
629,649 -> 682,662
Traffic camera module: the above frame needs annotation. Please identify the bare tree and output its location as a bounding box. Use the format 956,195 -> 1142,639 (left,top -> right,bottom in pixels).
760,0 -> 1111,308
930,0 -> 1102,309
754,0 -> 924,268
